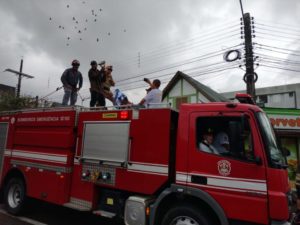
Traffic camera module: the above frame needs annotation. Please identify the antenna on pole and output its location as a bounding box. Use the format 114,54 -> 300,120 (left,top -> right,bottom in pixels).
239,0 -> 245,22
4,58 -> 35,98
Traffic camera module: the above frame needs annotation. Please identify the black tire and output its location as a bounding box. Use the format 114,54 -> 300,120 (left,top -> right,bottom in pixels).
4,178 -> 26,215
161,205 -> 211,225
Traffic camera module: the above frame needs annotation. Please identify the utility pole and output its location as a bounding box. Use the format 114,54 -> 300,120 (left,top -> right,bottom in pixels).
17,59 -> 23,98
242,13 -> 256,98
4,59 -> 34,98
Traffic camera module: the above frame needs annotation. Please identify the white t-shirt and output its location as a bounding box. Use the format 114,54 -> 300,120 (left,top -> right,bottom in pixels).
144,89 -> 162,107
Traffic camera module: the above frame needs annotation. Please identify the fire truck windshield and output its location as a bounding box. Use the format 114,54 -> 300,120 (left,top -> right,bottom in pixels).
257,112 -> 285,168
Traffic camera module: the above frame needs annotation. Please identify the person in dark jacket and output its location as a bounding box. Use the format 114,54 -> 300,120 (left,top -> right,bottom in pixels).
61,59 -> 83,106
88,60 -> 105,107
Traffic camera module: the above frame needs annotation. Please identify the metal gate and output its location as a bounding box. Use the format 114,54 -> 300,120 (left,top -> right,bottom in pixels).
0,123 -> 8,174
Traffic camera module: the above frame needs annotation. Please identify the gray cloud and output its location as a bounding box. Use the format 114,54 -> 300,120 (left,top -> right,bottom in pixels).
0,0 -> 299,104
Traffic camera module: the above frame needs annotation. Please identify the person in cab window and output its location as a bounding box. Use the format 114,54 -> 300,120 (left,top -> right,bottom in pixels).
213,131 -> 230,154
199,128 -> 218,154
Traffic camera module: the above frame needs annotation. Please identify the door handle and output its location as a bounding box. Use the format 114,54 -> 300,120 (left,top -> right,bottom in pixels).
191,175 -> 207,185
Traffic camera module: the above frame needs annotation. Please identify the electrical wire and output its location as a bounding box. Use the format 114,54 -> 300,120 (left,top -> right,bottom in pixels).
255,21 -> 300,33
255,35 -> 299,44
254,43 -> 300,54
137,33 -> 241,66
117,60 -> 239,89
259,64 -> 300,73
117,24 -> 241,66
255,46 -> 300,57
116,44 -> 243,84
255,31 -> 300,41
255,25 -> 300,37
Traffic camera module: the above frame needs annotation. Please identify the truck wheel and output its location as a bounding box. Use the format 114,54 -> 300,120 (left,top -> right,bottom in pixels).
4,178 -> 26,215
161,205 -> 210,225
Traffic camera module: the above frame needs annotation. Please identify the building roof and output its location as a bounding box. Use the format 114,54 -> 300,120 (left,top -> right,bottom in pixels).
162,71 -> 228,102
0,83 -> 15,95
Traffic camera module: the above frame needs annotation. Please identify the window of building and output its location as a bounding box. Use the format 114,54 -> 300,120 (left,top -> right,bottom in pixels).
196,116 -> 254,161
258,95 -> 268,103
175,96 -> 188,110
266,93 -> 296,108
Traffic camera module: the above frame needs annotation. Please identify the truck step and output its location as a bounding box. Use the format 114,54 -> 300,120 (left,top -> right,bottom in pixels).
93,210 -> 116,218
64,202 -> 91,211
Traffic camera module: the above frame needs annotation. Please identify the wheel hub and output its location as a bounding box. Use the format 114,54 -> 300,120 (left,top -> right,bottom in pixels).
171,216 -> 200,225
8,183 -> 22,208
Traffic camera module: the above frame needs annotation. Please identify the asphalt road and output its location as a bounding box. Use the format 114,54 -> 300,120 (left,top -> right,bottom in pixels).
0,199 -> 124,225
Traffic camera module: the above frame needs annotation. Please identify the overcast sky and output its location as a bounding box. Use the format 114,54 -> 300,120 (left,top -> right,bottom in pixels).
0,0 -> 300,106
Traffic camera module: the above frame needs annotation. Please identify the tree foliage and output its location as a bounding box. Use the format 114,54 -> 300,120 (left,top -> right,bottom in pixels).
0,93 -> 37,111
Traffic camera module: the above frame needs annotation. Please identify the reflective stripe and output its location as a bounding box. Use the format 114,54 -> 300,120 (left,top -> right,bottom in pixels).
4,149 -> 11,156
176,173 -> 267,193
207,177 -> 267,192
11,160 -> 72,173
176,173 -> 187,182
128,162 -> 168,175
12,150 -> 68,163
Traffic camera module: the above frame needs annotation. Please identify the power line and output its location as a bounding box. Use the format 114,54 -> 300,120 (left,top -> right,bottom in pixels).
255,46 -> 300,57
120,65 -> 239,92
259,64 -> 300,73
116,44 -> 242,84
255,30 -> 300,41
120,31 -> 241,68
117,60 -> 240,89
117,22 -> 241,65
255,35 -> 299,44
254,43 -> 300,54
255,25 -> 300,37
137,32 -> 240,65
256,20 -> 300,33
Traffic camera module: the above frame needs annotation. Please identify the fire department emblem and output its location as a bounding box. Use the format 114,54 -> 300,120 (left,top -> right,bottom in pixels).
217,160 -> 231,176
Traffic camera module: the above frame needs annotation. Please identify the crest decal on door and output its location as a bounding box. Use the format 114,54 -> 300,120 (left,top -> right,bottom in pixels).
217,160 -> 231,176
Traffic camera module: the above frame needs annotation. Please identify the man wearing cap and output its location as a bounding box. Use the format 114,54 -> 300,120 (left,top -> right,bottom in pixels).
213,131 -> 230,154
61,59 -> 83,106
88,60 -> 105,107
199,128 -> 218,154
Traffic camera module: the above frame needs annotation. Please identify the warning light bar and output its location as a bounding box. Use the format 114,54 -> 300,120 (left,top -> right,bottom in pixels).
120,111 -> 129,119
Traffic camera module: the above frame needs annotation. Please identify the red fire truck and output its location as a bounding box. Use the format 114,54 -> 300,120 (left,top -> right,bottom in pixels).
0,95 -> 291,225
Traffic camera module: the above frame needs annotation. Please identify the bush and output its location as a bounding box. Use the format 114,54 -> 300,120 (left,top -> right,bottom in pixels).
0,93 -> 37,111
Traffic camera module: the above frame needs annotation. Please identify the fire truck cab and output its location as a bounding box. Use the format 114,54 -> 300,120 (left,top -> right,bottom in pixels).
0,100 -> 291,225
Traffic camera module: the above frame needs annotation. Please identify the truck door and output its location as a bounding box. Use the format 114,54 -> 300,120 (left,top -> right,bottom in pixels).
0,122 -> 8,183
187,112 -> 268,224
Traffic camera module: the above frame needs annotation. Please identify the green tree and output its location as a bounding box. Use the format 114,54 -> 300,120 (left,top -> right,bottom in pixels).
0,93 -> 37,111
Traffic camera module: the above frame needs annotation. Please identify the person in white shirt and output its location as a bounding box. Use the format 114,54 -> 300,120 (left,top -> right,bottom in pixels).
139,79 -> 162,107
199,128 -> 218,154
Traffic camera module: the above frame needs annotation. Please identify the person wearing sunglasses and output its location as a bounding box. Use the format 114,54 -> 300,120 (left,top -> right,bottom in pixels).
61,59 -> 83,106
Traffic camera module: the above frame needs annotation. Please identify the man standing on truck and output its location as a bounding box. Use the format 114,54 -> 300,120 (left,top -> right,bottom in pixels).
61,59 -> 83,106
88,60 -> 105,107
139,79 -> 162,107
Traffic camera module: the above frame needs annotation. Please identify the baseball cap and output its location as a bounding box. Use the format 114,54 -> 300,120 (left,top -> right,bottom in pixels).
90,60 -> 97,65
72,59 -> 80,66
